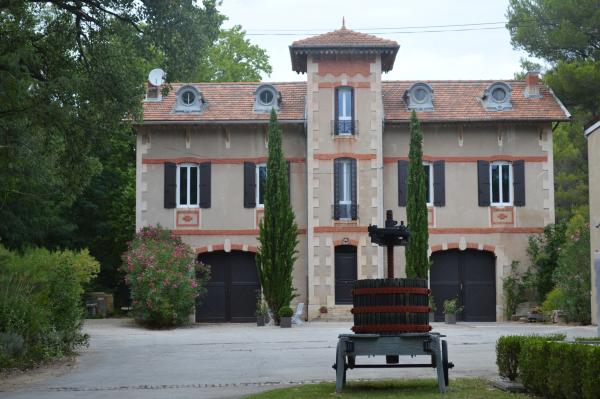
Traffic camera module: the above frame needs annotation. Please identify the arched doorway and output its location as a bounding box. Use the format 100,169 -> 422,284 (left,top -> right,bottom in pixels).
196,250 -> 260,322
335,245 -> 357,304
430,249 -> 496,322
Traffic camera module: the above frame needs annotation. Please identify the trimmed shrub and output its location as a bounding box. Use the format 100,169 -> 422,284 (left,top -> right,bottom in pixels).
518,339 -> 549,396
123,226 -> 210,327
0,246 -> 99,370
546,342 -> 588,399
278,306 -> 293,318
582,345 -> 600,399
496,334 -> 565,381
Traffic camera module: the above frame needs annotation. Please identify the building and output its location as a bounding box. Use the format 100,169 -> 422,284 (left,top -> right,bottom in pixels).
584,118 -> 599,325
135,26 -> 570,322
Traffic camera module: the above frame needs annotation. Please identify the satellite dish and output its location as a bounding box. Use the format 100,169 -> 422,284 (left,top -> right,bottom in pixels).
148,68 -> 166,86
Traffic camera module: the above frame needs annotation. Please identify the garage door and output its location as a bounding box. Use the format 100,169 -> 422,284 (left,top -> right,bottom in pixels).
430,249 -> 496,322
196,251 -> 260,322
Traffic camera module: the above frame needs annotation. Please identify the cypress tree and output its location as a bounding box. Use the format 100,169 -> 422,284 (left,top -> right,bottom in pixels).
405,110 -> 430,278
256,109 -> 299,324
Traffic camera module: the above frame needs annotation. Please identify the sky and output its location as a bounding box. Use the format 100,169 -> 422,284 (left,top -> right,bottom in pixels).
217,0 -> 536,82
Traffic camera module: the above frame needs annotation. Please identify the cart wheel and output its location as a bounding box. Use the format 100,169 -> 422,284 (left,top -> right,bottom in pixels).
442,340 -> 449,387
335,341 -> 347,392
347,355 -> 355,369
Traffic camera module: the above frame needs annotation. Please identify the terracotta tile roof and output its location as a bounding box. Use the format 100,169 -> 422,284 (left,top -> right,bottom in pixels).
140,80 -> 569,124
290,27 -> 398,48
383,80 -> 570,123
141,82 -> 306,123
289,27 -> 399,73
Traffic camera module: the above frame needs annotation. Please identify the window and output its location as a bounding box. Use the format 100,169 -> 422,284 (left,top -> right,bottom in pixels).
256,164 -> 267,208
181,90 -> 196,105
404,82 -> 434,111
253,84 -> 280,112
423,163 -> 433,205
174,85 -> 203,112
177,164 -> 199,207
490,161 -> 512,206
334,158 -> 357,220
335,87 -> 354,135
482,82 -> 512,111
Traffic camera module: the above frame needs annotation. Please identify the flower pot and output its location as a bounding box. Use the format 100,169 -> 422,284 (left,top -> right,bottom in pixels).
429,312 -> 435,323
280,316 -> 292,328
256,315 -> 265,326
445,313 -> 456,324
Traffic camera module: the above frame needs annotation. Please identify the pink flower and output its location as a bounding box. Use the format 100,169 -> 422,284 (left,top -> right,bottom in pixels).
172,283 -> 178,289
191,280 -> 198,289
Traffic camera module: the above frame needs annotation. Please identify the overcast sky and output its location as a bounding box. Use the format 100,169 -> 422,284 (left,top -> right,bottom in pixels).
218,0 -> 535,82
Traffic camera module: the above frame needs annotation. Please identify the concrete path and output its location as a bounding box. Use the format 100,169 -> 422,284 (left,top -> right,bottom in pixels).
1,319 -> 596,399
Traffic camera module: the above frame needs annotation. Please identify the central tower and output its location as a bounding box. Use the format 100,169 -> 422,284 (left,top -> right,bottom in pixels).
290,25 -> 400,319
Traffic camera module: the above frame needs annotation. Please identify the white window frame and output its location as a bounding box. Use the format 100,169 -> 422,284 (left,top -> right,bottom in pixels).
338,159 -> 352,220
256,163 -> 267,208
489,161 -> 513,206
336,87 -> 353,135
423,162 -> 433,206
176,163 -> 200,208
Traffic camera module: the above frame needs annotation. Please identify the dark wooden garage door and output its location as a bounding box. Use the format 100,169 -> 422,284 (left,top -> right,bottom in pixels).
335,245 -> 357,304
430,249 -> 496,322
196,251 -> 260,322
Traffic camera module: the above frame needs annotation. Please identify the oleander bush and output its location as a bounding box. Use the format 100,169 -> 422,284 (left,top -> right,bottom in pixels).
496,334 -> 600,399
123,226 -> 210,327
0,246 -> 99,370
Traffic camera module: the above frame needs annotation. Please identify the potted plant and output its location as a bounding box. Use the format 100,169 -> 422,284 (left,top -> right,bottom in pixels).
278,306 -> 293,328
255,296 -> 268,326
428,294 -> 436,323
443,298 -> 463,324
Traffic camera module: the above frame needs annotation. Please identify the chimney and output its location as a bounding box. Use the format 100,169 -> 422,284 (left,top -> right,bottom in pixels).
145,68 -> 166,102
146,83 -> 160,100
524,71 -> 542,98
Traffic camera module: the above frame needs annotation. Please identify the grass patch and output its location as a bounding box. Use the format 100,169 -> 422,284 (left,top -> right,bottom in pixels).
246,378 -> 533,398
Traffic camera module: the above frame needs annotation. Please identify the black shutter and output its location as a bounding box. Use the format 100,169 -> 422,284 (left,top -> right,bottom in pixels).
243,162 -> 256,208
513,160 -> 526,206
397,160 -> 408,206
350,87 -> 355,134
199,162 -> 211,208
334,87 -> 339,135
350,158 -> 357,220
286,161 -> 291,200
333,159 -> 341,220
433,160 -> 445,207
164,162 -> 177,209
477,160 -> 491,207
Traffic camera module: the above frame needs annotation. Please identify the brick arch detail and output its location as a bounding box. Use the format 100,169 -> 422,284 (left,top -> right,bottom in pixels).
429,242 -> 496,255
333,239 -> 359,247
195,244 -> 258,255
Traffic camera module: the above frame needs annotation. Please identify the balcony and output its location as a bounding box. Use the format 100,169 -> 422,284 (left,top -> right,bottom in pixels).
332,120 -> 358,136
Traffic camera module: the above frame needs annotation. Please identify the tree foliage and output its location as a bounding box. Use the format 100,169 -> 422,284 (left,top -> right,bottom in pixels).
196,25 -> 272,82
405,111 -> 429,279
256,110 -> 298,324
526,222 -> 567,300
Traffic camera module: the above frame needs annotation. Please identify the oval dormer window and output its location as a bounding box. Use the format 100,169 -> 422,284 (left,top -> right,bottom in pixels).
254,84 -> 280,112
259,89 -> 274,106
482,82 -> 512,111
174,85 -> 203,113
492,87 -> 507,102
182,90 -> 196,106
404,82 -> 434,111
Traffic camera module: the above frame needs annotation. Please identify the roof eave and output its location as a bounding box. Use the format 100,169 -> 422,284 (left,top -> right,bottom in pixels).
135,119 -> 306,126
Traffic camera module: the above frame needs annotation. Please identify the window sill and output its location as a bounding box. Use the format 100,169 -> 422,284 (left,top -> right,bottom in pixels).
490,204 -> 513,208
334,220 -> 358,226
333,134 -> 357,140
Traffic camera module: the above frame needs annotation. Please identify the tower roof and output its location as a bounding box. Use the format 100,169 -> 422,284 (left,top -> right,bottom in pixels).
289,25 -> 400,73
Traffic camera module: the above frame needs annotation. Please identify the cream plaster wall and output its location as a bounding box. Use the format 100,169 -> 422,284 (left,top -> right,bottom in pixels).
588,129 -> 600,324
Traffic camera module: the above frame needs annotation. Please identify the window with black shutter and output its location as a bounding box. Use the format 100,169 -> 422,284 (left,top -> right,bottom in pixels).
164,162 -> 177,209
177,163 -> 200,207
243,162 -> 256,208
334,158 -> 357,220
513,160 -> 526,206
433,160 -> 446,207
477,160 -> 491,206
199,162 -> 211,208
490,161 -> 512,206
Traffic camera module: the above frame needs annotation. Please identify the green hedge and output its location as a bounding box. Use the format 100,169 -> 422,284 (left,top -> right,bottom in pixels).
496,335 -> 600,399
496,334 -> 565,381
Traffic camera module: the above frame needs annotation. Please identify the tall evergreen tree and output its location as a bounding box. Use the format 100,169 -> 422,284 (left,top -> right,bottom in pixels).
405,111 -> 430,279
256,109 -> 298,324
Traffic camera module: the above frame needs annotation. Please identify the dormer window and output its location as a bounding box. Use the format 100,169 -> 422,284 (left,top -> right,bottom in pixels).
404,82 -> 434,111
254,84 -> 280,112
482,82 -> 512,111
174,85 -> 203,113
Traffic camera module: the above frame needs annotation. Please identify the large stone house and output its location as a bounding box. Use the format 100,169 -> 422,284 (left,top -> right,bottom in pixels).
135,26 -> 570,322
585,119 -> 599,325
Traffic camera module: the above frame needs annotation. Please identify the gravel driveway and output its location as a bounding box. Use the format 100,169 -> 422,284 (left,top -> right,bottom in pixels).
1,318 -> 596,399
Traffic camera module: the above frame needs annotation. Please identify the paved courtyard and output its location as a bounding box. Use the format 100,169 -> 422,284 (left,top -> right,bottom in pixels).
1,319 -> 597,398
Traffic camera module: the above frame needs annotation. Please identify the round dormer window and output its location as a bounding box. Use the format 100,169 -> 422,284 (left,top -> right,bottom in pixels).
182,90 -> 196,106
259,89 -> 274,105
414,87 -> 429,103
492,87 -> 507,102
